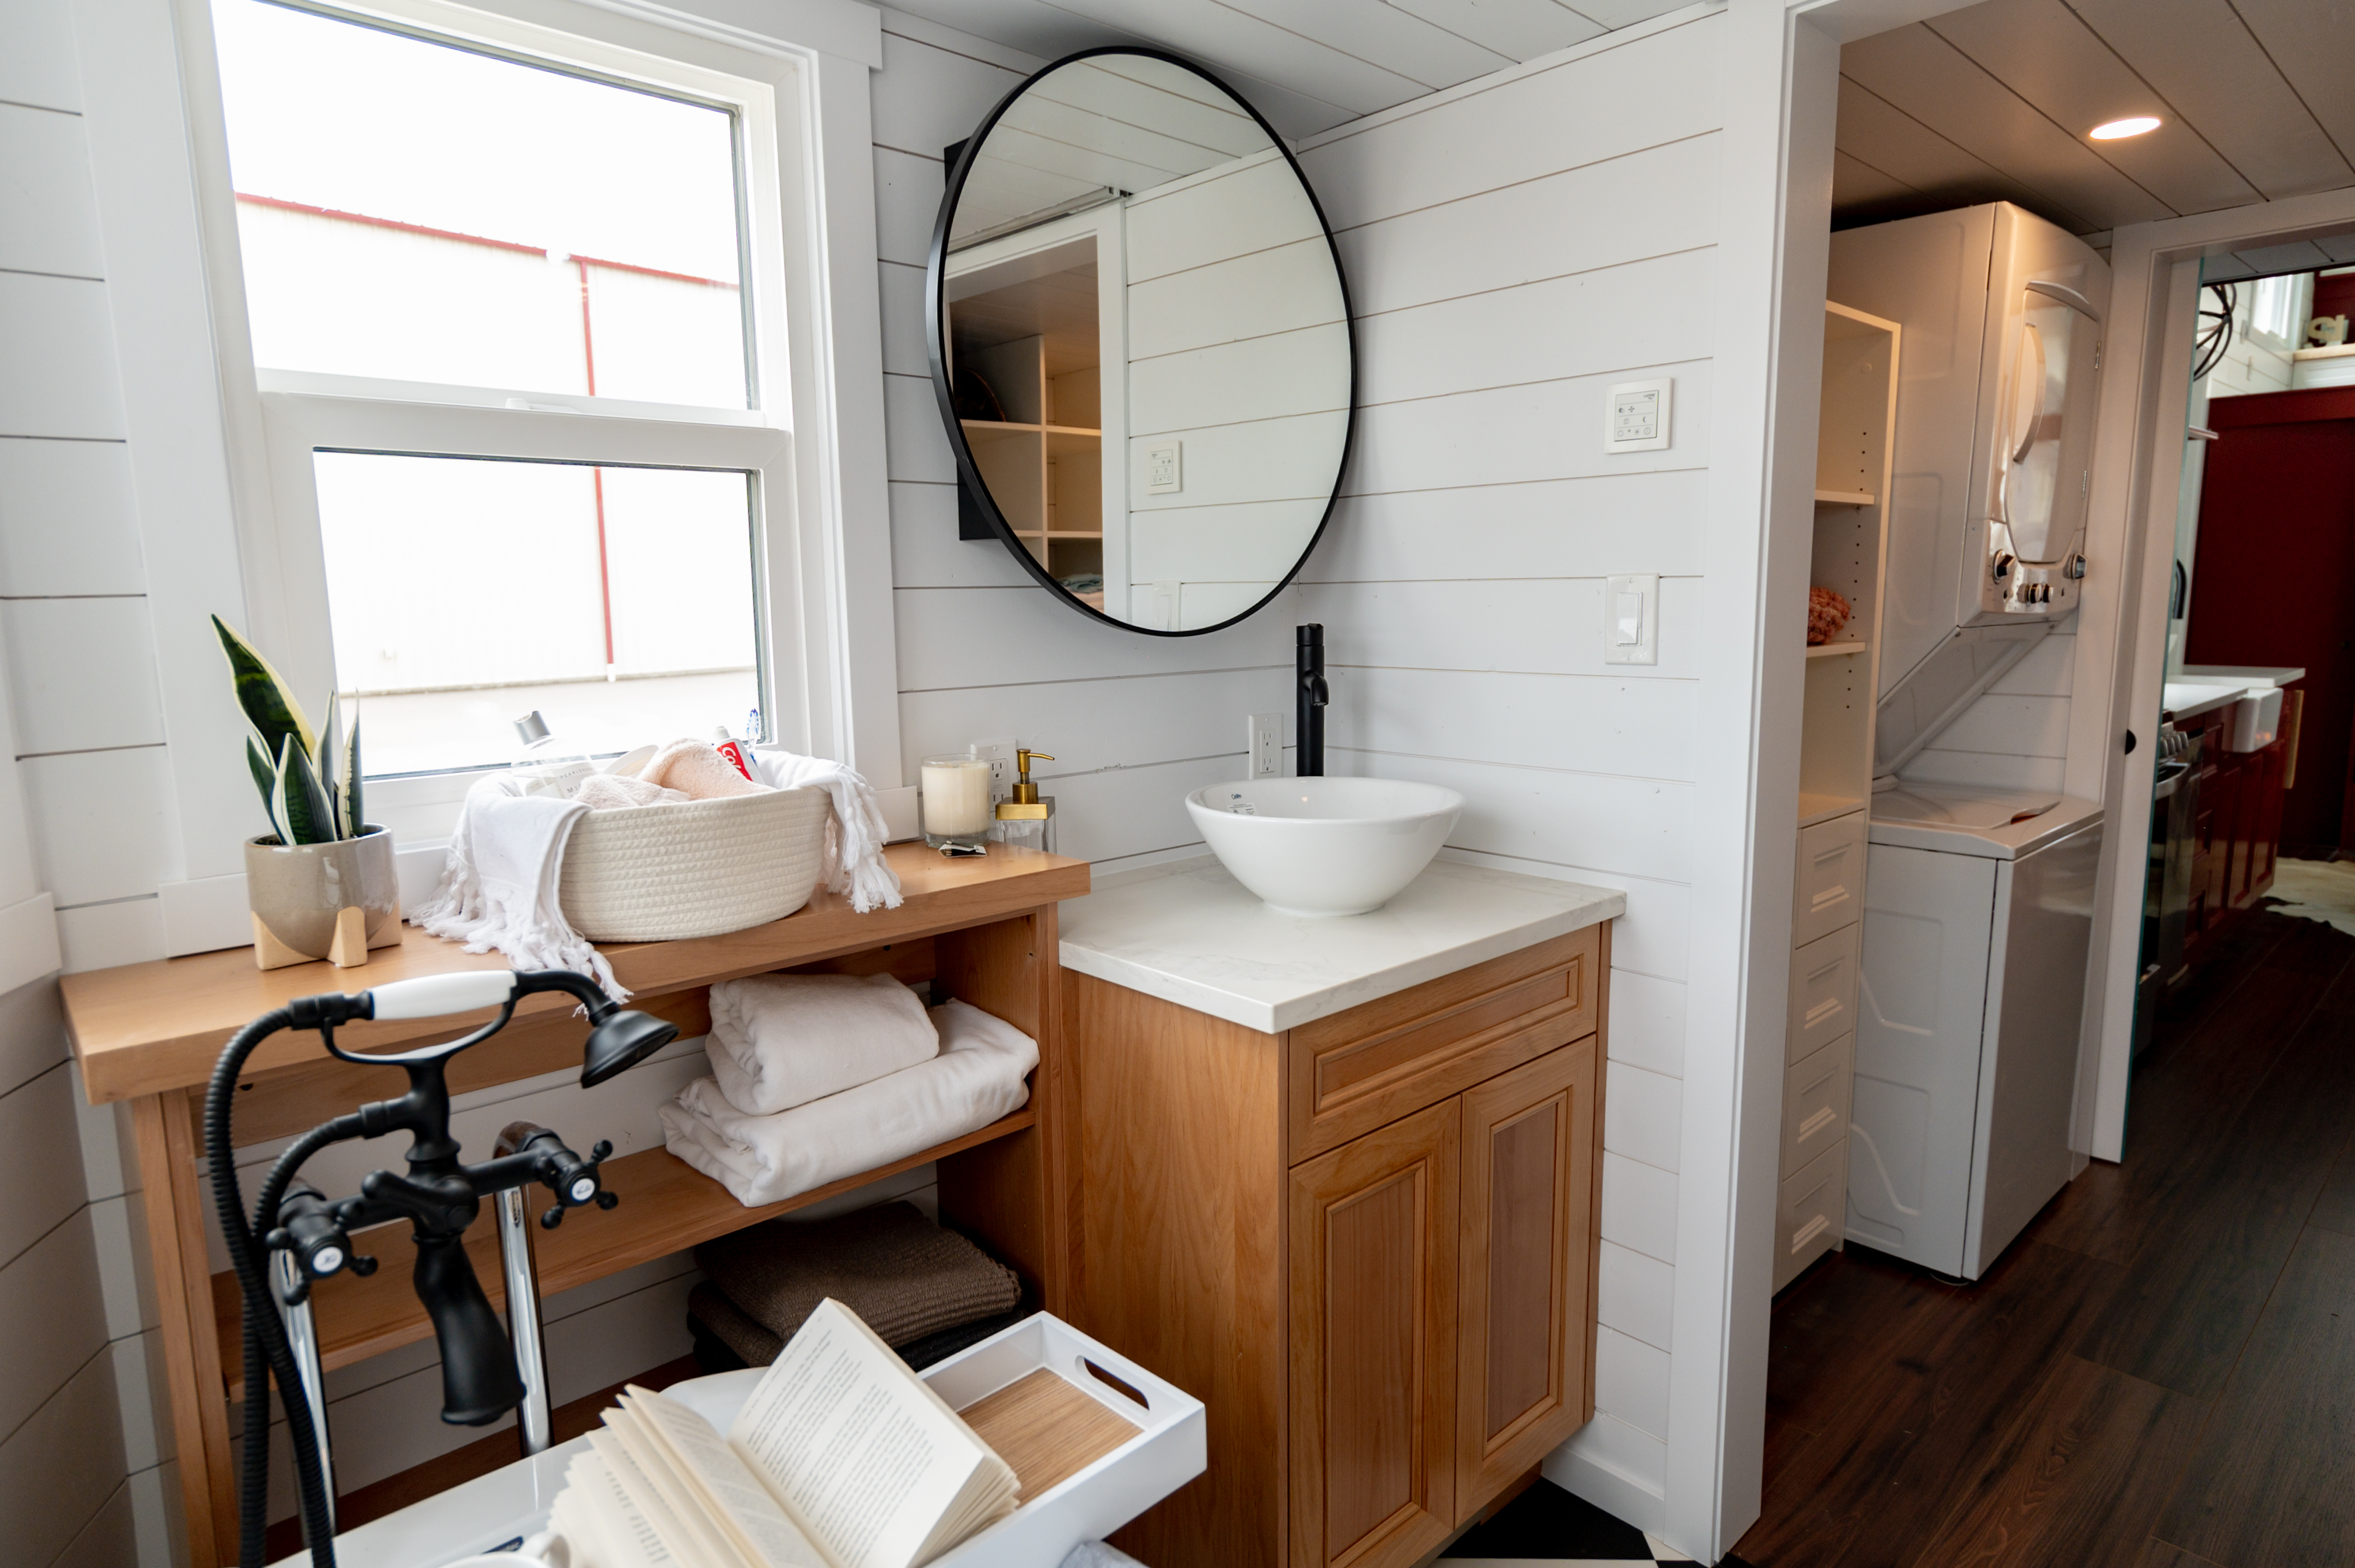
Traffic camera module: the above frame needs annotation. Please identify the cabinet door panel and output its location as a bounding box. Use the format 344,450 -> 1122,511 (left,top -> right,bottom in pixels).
1456,1040 -> 1596,1517
1290,1100 -> 1459,1568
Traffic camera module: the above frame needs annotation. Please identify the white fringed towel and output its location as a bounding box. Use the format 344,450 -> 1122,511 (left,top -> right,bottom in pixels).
661,1000 -> 1036,1207
408,775 -> 623,1000
750,749 -> 903,915
706,971 -> 939,1115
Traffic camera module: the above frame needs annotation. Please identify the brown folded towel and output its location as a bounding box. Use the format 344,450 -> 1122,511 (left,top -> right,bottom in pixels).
689,1280 -> 784,1366
693,1200 -> 1021,1350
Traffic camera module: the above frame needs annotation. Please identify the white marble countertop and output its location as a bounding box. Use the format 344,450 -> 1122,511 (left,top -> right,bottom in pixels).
2181,664 -> 2305,688
2162,680 -> 2247,720
1058,855 -> 1624,1035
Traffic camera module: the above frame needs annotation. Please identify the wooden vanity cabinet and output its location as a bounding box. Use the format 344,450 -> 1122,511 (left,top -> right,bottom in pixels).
1071,924 -> 1608,1568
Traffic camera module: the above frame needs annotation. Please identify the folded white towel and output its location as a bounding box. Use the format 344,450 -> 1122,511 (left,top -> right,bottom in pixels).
752,749 -> 903,915
659,1000 -> 1036,1207
706,971 -> 938,1115
409,775 -> 623,999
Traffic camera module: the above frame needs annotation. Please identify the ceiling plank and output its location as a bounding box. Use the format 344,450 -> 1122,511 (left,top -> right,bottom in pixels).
1381,0 -> 1606,61
1011,0 -> 1446,117
2062,0 -> 2353,201
1234,0 -> 1519,89
2231,237 -> 2336,276
880,0 -> 1369,138
1925,0 -> 2258,216
1833,74 -> 2098,231
1841,22 -> 2176,229
1568,0 -> 1700,26
2230,0 -> 2355,169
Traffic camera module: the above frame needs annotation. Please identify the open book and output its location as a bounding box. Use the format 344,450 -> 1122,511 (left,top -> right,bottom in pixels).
552,1298 -> 1019,1568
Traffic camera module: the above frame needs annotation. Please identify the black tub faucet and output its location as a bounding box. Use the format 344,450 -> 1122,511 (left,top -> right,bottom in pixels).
1298,624 -> 1327,776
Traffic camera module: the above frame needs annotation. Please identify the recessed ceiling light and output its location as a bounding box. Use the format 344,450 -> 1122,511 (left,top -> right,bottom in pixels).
2090,116 -> 2161,141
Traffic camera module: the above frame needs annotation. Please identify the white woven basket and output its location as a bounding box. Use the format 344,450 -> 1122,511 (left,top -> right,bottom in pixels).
559,787 -> 830,943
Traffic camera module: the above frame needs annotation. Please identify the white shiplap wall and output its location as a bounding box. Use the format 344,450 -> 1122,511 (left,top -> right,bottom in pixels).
1290,10 -> 1724,1525
0,5 -> 181,1562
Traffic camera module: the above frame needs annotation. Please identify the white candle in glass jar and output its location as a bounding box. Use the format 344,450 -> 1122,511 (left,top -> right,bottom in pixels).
920,755 -> 994,836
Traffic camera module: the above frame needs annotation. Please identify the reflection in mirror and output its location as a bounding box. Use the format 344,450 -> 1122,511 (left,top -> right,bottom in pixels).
934,52 -> 1352,634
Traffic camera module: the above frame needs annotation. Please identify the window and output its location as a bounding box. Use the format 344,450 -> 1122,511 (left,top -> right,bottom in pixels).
2246,271 -> 2313,352
210,0 -> 801,778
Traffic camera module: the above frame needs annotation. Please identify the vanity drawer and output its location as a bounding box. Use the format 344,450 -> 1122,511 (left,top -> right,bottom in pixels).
1781,1031 -> 1852,1174
1287,926 -> 1601,1163
1787,925 -> 1858,1066
1793,810 -> 1867,947
1772,1136 -> 1847,1293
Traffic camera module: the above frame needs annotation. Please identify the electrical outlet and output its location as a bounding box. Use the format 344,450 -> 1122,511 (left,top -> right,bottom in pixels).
972,737 -> 1017,804
1249,713 -> 1283,778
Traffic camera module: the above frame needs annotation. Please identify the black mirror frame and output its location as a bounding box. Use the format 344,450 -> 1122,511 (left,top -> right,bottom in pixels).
925,46 -> 1358,638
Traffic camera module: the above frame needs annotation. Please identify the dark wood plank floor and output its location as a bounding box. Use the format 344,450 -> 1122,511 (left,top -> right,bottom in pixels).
1734,909 -> 2355,1568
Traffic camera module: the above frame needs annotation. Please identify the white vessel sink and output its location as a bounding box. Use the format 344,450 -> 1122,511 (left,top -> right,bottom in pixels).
1185,777 -> 1463,917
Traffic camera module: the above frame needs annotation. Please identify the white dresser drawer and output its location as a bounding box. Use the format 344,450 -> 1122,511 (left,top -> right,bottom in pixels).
1773,1136 -> 1847,1293
1782,1031 -> 1853,1174
1793,810 -> 1868,947
1788,925 -> 1859,1066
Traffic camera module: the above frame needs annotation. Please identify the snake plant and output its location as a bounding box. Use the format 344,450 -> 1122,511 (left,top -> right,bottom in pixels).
213,616 -> 364,845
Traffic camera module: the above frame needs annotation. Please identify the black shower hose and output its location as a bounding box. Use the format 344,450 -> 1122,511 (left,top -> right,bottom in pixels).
205,1007 -> 353,1568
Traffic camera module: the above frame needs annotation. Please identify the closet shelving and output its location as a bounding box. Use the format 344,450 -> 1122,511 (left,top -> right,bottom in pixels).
956,333 -> 1106,593
1775,300 -> 1899,1293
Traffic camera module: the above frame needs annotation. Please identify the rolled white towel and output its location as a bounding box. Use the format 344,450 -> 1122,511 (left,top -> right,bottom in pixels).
706,971 -> 938,1116
661,1000 -> 1037,1208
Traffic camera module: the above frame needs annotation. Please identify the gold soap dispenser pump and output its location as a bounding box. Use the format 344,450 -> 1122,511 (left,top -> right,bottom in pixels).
994,749 -> 1054,852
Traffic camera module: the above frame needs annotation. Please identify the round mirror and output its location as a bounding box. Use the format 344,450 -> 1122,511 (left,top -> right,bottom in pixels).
928,49 -> 1354,635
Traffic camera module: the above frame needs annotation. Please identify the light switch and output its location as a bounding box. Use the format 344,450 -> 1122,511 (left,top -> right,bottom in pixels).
1605,573 -> 1659,665
1145,441 -> 1182,494
1605,379 -> 1673,453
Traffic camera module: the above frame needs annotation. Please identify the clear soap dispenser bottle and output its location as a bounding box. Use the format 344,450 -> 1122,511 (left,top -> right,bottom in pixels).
511,710 -> 595,798
993,749 -> 1055,852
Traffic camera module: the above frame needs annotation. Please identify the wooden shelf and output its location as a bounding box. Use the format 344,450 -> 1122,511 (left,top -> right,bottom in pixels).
64,842 -> 1088,1105
214,1108 -> 1039,1399
1798,792 -> 1866,828
1806,641 -> 1868,659
1814,488 -> 1875,506
960,419 -> 1100,438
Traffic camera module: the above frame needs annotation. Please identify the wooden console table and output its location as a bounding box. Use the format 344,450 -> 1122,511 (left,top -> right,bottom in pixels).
62,843 -> 1088,1568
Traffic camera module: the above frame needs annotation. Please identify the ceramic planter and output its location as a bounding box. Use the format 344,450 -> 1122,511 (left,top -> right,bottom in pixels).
244,825 -> 401,970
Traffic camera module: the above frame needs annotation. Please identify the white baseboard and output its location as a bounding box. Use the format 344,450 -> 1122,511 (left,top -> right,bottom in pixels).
1544,1423 -> 1668,1538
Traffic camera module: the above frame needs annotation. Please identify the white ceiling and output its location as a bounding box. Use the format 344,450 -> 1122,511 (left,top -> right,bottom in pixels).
879,0 -> 1694,139
1835,0 -> 2355,245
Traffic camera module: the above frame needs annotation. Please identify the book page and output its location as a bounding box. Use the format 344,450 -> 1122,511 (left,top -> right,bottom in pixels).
623,1389 -> 835,1568
560,1450 -> 676,1568
727,1300 -> 1010,1568
592,1429 -> 742,1568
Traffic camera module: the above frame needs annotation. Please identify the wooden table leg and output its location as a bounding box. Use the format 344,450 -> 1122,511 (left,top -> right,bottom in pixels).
134,1089 -> 237,1568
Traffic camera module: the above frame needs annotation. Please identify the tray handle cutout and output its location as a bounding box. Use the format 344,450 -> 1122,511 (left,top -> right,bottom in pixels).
1079,1357 -> 1150,1412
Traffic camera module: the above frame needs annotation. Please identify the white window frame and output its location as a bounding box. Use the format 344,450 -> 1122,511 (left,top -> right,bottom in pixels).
167,0 -> 897,863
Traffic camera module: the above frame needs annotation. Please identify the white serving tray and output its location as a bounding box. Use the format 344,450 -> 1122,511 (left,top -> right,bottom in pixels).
284,1312 -> 1204,1568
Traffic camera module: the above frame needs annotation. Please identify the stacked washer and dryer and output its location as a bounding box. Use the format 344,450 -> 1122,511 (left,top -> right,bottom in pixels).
1821,205 -> 2110,1281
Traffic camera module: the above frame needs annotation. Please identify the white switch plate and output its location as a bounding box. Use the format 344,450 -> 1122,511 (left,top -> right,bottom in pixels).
1144,441 -> 1182,494
1605,379 -> 1672,453
972,737 -> 1017,804
1604,574 -> 1659,665
1248,713 -> 1283,778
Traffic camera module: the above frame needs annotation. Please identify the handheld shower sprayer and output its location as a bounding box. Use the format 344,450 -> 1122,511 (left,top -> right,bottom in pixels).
207,968 -> 676,1568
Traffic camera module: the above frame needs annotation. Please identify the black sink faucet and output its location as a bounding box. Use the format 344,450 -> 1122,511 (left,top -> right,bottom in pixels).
1298,623 -> 1327,776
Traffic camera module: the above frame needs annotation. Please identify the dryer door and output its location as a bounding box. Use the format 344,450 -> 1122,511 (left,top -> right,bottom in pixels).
1996,289 -> 2102,566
